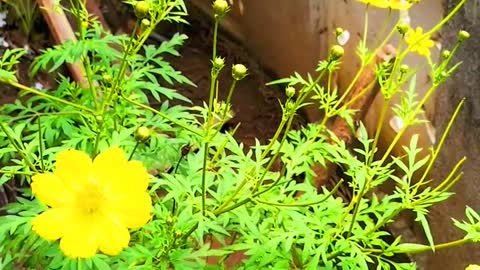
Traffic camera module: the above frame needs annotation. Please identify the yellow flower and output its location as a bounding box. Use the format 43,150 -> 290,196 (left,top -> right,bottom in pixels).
405,27 -> 435,57
31,147 -> 152,258
467,265 -> 480,270
357,0 -> 414,10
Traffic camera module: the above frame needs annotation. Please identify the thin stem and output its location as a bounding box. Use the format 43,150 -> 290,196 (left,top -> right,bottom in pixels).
102,22 -> 138,112
254,179 -> 343,207
369,99 -> 390,165
418,99 -> 464,185
212,19 -> 219,60
0,121 -> 37,172
362,6 -> 369,50
92,126 -> 102,157
394,238 -> 470,254
129,142 -> 140,161
432,157 -> 466,193
37,116 -> 44,172
83,56 -> 99,110
120,92 -> 201,136
201,143 -> 209,216
1,80 -> 95,114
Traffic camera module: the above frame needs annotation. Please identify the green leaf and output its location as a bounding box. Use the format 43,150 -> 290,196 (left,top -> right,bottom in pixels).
92,256 -> 111,270
415,211 -> 435,250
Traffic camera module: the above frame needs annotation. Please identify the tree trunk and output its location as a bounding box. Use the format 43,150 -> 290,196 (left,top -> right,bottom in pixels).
426,0 -> 480,268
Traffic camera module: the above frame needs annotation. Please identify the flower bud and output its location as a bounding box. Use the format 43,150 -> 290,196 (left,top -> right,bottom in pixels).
441,50 -> 451,59
399,64 -> 409,73
166,216 -> 174,226
102,74 -> 112,83
335,27 -> 344,37
285,101 -> 296,112
232,64 -> 248,81
213,57 -> 225,70
396,23 -> 409,35
135,126 -> 151,143
458,30 -> 470,42
329,45 -> 344,60
141,18 -> 151,28
134,1 -> 150,19
95,115 -> 103,124
212,0 -> 229,19
174,229 -> 182,238
285,86 -> 295,99
81,20 -> 89,29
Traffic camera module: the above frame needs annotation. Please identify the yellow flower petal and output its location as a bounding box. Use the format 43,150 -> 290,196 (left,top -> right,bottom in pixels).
32,208 -> 73,241
97,218 -> 130,256
93,148 -> 149,194
31,147 -> 152,258
31,173 -> 74,208
55,149 -> 93,190
467,265 -> 480,270
104,192 -> 152,228
59,217 -> 99,258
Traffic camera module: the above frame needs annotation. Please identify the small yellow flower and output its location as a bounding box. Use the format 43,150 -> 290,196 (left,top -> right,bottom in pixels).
31,147 -> 152,258
357,0 -> 414,10
467,265 -> 480,270
405,27 -> 435,57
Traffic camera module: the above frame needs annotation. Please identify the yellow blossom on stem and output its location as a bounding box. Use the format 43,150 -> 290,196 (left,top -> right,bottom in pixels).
30,147 -> 152,258
405,27 -> 435,57
357,0 -> 414,10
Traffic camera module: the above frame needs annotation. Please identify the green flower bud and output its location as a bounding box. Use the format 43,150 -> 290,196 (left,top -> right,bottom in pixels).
95,115 -> 103,124
399,64 -> 409,73
458,30 -> 470,42
166,216 -> 174,226
141,18 -> 151,28
212,0 -> 229,19
81,20 -> 89,29
174,229 -> 182,238
102,74 -> 112,83
135,126 -> 151,143
134,1 -> 150,19
441,50 -> 451,59
285,86 -> 295,99
232,64 -> 248,81
329,45 -> 344,60
396,23 -> 409,35
285,100 -> 296,112
213,57 -> 225,69
335,27 -> 344,37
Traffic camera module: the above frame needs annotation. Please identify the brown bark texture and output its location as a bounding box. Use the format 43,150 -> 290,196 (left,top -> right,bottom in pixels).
425,0 -> 480,268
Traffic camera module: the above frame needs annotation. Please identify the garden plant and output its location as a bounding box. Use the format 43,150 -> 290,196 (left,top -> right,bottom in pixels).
0,0 -> 479,269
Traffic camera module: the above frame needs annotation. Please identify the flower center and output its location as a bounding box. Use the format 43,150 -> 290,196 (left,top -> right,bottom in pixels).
76,181 -> 105,215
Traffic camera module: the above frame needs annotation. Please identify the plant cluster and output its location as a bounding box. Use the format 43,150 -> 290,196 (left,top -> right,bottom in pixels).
0,0 -> 478,269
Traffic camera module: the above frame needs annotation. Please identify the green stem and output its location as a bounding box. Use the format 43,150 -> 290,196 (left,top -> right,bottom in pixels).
432,157 -> 466,193
102,22 -> 138,112
37,116 -> 44,172
418,99 -> 464,186
120,92 -> 201,136
129,142 -> 140,161
390,238 -> 471,254
212,19 -> 219,60
369,99 -> 390,165
1,80 -> 95,114
254,179 -> 343,207
0,121 -> 37,172
92,125 -> 102,157
201,143 -> 209,216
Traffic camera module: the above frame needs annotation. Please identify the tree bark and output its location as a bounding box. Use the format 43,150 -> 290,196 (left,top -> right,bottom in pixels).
426,0 -> 480,268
